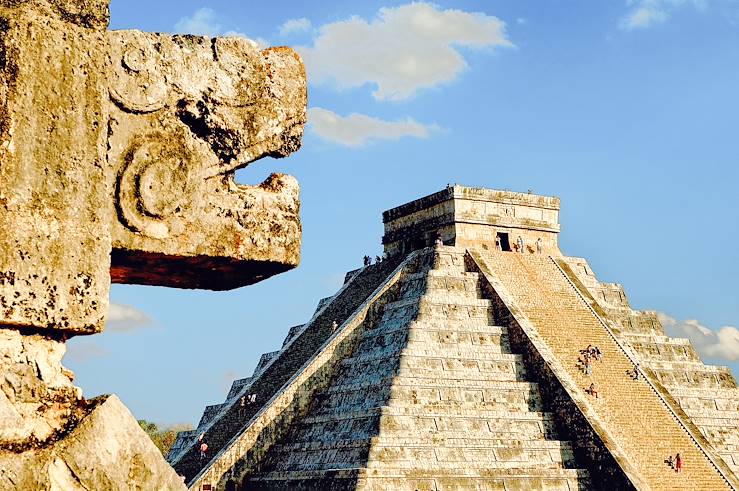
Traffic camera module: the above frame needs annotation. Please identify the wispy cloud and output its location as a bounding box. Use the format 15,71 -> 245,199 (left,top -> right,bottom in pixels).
659,312 -> 739,361
279,17 -> 312,37
174,8 -> 268,47
308,107 -> 437,147
620,0 -> 708,30
106,302 -> 151,333
298,2 -> 513,101
174,7 -> 221,36
65,340 -> 107,363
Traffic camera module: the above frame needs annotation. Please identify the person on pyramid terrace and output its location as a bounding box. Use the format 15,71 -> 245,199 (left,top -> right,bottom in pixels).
363,255 -> 371,266
666,454 -> 675,469
588,383 -> 599,399
579,346 -> 594,374
375,255 -> 382,263
332,320 -> 339,332
536,237 -> 543,253
495,235 -> 502,250
517,235 -> 524,253
675,453 -> 683,473
584,355 -> 593,376
435,235 -> 443,247
592,345 -> 602,361
198,433 -> 208,460
633,362 -> 641,381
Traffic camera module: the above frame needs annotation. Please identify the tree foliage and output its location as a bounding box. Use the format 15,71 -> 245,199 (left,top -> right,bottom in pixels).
137,419 -> 193,457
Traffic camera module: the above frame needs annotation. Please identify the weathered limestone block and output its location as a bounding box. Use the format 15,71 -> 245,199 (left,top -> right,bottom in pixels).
107,31 -> 306,289
0,0 -> 307,486
0,329 -> 82,446
0,394 -> 186,490
0,3 -> 307,333
0,0 -> 111,333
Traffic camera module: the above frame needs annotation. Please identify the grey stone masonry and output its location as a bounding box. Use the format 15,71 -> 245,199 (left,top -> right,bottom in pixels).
242,247 -> 591,490
382,185 -> 561,257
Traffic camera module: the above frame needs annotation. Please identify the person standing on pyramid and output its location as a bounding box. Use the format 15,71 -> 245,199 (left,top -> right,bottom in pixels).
588,383 -> 599,398
199,441 -> 208,461
517,236 -> 524,253
675,453 -> 683,473
239,395 -> 246,416
584,356 -> 593,376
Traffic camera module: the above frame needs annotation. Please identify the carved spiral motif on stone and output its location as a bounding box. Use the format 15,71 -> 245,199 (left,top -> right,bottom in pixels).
109,37 -> 168,113
116,131 -> 196,239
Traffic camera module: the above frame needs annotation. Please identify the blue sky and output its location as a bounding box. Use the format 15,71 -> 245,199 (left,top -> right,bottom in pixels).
65,0 -> 739,426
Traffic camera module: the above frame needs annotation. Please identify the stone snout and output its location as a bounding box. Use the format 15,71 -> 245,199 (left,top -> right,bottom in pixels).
106,31 -> 307,291
0,8 -> 306,335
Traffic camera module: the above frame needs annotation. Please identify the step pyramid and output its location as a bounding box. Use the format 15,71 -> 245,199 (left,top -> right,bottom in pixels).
173,186 -> 739,491
246,248 -> 590,490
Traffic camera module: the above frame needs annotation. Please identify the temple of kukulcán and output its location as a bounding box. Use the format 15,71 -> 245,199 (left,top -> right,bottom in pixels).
171,186 -> 739,490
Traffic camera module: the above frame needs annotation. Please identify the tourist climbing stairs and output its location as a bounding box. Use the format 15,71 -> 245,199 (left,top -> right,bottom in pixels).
472,250 -> 735,490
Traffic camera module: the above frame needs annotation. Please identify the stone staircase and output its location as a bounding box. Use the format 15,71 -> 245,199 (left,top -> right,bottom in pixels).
169,257 -> 403,482
245,248 -> 591,490
561,255 -> 739,477
473,250 -> 733,490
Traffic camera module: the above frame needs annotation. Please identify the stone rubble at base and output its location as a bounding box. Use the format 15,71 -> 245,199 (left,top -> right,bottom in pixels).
177,185 -> 739,491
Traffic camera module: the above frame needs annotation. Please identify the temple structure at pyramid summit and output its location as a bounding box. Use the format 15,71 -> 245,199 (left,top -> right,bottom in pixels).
169,186 -> 739,490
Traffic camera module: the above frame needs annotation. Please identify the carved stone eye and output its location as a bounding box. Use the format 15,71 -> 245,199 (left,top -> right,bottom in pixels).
116,130 -> 198,239
122,45 -> 147,73
109,33 -> 168,113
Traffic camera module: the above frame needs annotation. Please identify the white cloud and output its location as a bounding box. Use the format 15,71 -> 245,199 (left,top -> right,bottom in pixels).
298,3 -> 513,101
659,312 -> 739,361
279,17 -> 312,37
174,9 -> 269,47
65,340 -> 107,363
620,0 -> 707,30
308,107 -> 436,147
174,7 -> 221,36
106,302 -> 151,333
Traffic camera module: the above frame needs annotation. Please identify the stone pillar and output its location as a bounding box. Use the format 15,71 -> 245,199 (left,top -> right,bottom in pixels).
0,0 -> 111,335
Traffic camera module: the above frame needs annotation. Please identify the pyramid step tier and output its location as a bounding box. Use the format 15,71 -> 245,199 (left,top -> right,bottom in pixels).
247,467 -> 591,491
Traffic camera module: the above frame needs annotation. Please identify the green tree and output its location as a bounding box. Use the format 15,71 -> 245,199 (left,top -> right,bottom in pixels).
137,419 -> 193,457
